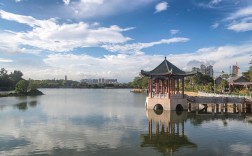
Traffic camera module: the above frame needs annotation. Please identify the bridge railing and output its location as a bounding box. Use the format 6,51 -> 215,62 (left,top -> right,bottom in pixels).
198,91 -> 252,100
152,93 -> 184,99
152,93 -> 168,98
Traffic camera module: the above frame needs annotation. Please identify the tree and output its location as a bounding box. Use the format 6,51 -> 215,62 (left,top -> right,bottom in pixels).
9,70 -> 23,82
0,68 -> 7,76
243,58 -> 252,81
0,68 -> 11,90
15,80 -> 29,94
131,77 -> 148,89
9,70 -> 23,88
28,80 -> 39,91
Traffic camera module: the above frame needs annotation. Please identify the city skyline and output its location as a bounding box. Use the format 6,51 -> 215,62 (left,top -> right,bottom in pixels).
0,0 -> 251,82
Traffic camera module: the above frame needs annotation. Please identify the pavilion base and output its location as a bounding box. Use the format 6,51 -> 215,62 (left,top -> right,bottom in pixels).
145,94 -> 188,111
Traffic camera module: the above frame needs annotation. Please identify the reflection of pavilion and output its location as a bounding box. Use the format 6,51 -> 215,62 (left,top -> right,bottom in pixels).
141,110 -> 196,154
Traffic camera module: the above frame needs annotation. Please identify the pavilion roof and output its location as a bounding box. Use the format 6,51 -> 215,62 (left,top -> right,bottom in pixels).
141,57 -> 196,77
229,76 -> 252,86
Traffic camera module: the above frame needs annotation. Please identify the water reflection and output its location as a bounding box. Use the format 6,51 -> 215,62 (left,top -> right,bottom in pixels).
141,110 -> 196,154
1,89 -> 252,155
14,101 -> 38,111
142,108 -> 252,155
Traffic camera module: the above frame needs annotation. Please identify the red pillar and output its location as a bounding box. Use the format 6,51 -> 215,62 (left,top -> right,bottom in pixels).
161,80 -> 164,94
182,77 -> 184,98
156,79 -> 159,95
171,79 -> 173,95
168,79 -> 171,98
148,79 -> 151,97
177,79 -> 179,94
166,80 -> 169,93
150,79 -> 152,98
173,79 -> 176,95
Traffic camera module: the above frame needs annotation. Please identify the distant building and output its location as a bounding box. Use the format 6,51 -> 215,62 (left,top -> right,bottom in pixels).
231,64 -> 239,77
192,67 -> 200,72
214,76 -> 225,85
80,78 -> 118,84
192,64 -> 214,78
206,65 -> 213,78
200,64 -> 206,74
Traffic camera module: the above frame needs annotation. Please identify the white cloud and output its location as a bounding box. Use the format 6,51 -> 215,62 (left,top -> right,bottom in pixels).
0,58 -> 13,63
13,42 -> 250,82
226,6 -> 252,32
63,0 -> 71,5
210,0 -> 222,5
154,1 -> 168,13
227,21 -> 252,32
0,10 -> 132,53
227,6 -> 252,20
102,37 -> 189,54
66,0 -> 156,19
170,29 -> 179,35
15,0 -> 22,2
211,22 -> 219,29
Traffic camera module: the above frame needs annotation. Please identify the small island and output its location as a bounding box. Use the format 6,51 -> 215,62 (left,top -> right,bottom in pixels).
0,69 -> 44,97
0,79 -> 44,97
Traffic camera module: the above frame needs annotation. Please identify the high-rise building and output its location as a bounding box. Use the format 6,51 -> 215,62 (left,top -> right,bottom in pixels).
80,78 -> 118,84
192,64 -> 214,78
206,65 -> 213,78
200,64 -> 206,74
231,64 -> 239,77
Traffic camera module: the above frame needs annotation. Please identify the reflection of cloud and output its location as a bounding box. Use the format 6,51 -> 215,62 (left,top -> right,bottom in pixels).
230,143 -> 252,154
0,112 -> 145,155
0,89 -> 147,155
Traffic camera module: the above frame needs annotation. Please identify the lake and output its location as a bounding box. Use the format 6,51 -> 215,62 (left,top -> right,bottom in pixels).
0,89 -> 252,156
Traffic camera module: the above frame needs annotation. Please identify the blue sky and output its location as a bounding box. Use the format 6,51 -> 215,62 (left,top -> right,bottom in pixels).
0,0 -> 251,82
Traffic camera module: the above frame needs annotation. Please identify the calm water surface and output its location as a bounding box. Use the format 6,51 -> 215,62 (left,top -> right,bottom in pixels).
0,89 -> 252,156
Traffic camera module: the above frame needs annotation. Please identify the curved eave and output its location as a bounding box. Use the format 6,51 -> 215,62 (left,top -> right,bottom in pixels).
141,70 -> 196,77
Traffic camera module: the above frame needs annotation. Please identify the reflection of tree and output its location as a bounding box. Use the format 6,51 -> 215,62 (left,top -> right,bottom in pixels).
187,112 -> 246,126
141,110 -> 196,155
15,102 -> 28,111
29,101 -> 37,107
14,101 -> 38,111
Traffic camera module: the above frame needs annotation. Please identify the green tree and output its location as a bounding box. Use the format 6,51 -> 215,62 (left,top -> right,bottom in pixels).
15,80 -> 29,94
0,68 -> 12,90
9,70 -> 23,88
131,77 -> 148,89
243,58 -> 252,81
28,80 -> 39,91
9,70 -> 23,82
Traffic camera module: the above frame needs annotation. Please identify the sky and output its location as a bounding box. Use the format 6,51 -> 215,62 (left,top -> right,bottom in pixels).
0,0 -> 251,82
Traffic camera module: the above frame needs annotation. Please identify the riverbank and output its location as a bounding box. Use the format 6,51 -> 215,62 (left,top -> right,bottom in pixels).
130,88 -> 146,93
0,89 -> 44,97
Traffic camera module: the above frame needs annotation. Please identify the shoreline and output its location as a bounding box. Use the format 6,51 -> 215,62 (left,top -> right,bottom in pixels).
0,89 -> 44,97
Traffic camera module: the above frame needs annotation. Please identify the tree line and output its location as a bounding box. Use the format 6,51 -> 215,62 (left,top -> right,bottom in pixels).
0,68 -> 23,91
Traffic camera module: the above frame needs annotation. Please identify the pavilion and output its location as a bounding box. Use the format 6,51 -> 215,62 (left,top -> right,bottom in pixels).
229,76 -> 252,89
140,57 -> 196,110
